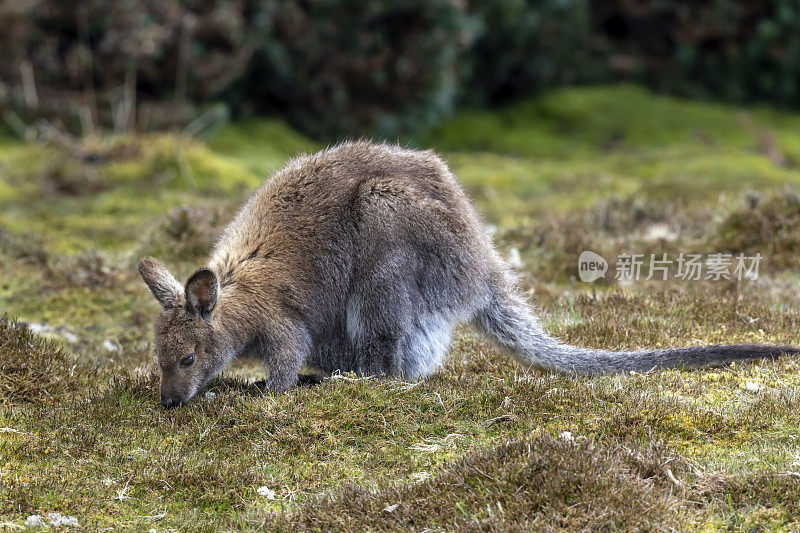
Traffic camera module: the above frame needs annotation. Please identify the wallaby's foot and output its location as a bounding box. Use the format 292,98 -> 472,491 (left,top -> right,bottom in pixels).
297,374 -> 326,387
252,373 -> 325,392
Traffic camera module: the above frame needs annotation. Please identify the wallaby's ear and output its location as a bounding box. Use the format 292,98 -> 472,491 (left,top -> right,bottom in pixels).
185,268 -> 218,323
138,256 -> 182,308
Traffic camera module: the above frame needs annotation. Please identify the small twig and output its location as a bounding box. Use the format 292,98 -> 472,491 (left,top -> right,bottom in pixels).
0,427 -> 28,435
116,476 -> 133,501
2,110 -> 35,140
431,391 -> 445,409
199,419 -> 218,440
483,414 -> 516,428
38,120 -> 85,157
182,104 -> 228,138
138,507 -> 167,520
329,373 -> 375,382
410,442 -> 440,453
392,381 -> 422,393
20,60 -> 38,108
736,312 -> 760,333
665,468 -> 683,487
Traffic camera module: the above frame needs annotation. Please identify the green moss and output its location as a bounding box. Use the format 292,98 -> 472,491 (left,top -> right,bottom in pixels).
0,180 -> 19,203
422,85 -> 800,225
427,84 -> 800,157
208,119 -> 319,177
98,134 -> 259,192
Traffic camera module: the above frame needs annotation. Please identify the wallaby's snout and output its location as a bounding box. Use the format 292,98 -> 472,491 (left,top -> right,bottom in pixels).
160,377 -> 192,409
160,394 -> 182,409
160,381 -> 186,409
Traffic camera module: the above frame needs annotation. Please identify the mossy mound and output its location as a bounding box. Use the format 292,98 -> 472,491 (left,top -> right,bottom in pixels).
0,318 -> 84,403
714,189 -> 800,270
269,435 -> 696,531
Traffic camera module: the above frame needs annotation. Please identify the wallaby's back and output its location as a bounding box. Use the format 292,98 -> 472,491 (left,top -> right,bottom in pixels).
205,141 -> 501,377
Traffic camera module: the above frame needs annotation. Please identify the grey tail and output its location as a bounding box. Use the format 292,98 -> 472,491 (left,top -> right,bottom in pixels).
472,290 -> 800,374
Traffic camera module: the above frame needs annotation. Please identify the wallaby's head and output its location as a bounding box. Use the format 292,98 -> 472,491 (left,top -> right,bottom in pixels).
138,257 -> 231,408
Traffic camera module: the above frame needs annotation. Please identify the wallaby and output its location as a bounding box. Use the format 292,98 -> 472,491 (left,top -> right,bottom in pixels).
139,141 -> 798,408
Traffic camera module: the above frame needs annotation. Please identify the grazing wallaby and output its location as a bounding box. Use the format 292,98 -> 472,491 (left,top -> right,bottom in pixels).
139,141 -> 798,408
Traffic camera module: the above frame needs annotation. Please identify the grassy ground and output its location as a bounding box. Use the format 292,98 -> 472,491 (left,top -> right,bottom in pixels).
2,85 -> 800,530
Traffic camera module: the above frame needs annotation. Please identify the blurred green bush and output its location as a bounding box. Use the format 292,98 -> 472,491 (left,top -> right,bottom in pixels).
241,0 -> 464,139
1,0 -> 799,139
593,0 -> 800,106
461,0 -> 598,105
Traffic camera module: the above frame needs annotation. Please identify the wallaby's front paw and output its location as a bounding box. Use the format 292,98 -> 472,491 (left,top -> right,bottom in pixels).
297,374 -> 325,387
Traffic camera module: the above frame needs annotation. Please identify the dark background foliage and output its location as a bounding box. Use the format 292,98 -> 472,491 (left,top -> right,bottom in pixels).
1,0 -> 798,139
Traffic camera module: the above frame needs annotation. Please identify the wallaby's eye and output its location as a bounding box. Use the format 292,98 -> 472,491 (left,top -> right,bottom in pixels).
179,353 -> 195,368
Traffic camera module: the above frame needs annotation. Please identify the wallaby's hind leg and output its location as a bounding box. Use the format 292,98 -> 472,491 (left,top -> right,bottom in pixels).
399,314 -> 452,378
347,302 -> 452,379
347,275 -> 412,377
347,300 -> 454,379
346,268 -> 453,379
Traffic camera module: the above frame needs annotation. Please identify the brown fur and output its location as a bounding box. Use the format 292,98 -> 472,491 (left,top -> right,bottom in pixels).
140,141 -> 799,408
140,141 -> 496,407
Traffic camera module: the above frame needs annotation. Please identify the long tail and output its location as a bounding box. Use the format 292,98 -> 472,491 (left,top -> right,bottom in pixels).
472,290 -> 800,373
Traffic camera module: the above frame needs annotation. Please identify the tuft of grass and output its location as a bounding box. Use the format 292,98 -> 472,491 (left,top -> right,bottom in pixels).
0,318 -> 86,403
713,188 -> 800,269
267,434 -> 697,531
139,205 -> 234,266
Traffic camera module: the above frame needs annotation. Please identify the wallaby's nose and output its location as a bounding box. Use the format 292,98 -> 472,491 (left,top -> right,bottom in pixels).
161,396 -> 177,409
